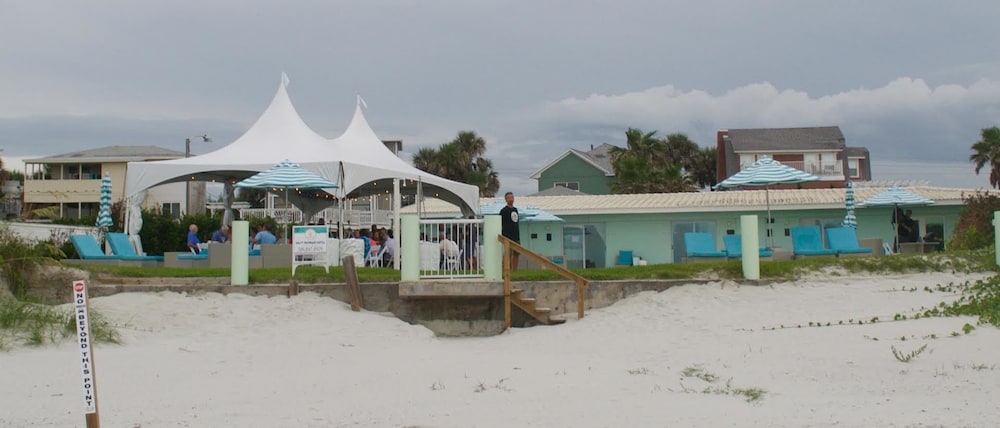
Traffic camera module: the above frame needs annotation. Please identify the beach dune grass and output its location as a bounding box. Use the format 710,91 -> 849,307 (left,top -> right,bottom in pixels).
0,296 -> 121,350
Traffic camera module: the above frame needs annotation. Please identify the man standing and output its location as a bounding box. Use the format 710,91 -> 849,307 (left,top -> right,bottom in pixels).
499,191 -> 520,271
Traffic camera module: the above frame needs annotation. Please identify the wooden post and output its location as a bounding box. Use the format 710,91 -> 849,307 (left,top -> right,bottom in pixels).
342,256 -> 363,311
287,280 -> 298,297
502,242 -> 511,330
576,278 -> 585,319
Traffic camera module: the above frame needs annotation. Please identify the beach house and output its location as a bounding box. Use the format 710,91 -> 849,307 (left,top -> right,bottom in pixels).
23,145 -> 190,219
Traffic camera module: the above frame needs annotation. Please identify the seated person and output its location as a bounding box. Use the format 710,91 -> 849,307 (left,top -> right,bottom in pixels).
358,229 -> 373,264
210,225 -> 230,243
382,230 -> 395,265
253,224 -> 278,245
186,224 -> 202,254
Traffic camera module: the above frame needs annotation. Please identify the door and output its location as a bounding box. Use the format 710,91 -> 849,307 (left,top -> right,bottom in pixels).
563,225 -> 585,269
562,224 -> 607,268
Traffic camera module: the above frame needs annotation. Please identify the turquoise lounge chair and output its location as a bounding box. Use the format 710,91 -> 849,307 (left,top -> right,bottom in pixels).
683,232 -> 727,259
106,232 -> 164,262
722,234 -> 773,258
824,227 -> 873,256
789,226 -> 837,258
69,235 -> 119,260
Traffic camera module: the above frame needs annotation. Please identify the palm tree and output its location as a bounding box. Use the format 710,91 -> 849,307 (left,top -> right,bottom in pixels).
689,146 -> 718,189
411,131 -> 501,197
412,147 -> 446,176
662,133 -> 699,167
610,128 -> 698,194
970,126 -> 1000,188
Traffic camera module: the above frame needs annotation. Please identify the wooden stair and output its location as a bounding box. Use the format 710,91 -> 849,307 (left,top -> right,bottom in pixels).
510,288 -> 565,325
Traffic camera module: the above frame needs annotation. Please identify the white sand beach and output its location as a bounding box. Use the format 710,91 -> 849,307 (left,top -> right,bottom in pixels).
3,272 -> 1000,427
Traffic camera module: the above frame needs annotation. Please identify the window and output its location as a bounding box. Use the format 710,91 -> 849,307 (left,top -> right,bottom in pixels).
161,203 -> 181,219
847,159 -> 860,178
553,182 -> 579,191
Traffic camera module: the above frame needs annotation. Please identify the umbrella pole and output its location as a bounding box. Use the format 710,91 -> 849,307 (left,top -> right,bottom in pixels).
766,186 -> 774,249
285,188 -> 290,243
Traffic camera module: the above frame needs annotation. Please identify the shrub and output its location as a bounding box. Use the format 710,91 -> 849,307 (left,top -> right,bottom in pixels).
949,191 -> 1000,250
0,226 -> 64,298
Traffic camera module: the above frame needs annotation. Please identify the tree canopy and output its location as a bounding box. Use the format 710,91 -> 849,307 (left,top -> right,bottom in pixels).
970,125 -> 1000,189
412,130 -> 500,197
608,128 -> 714,193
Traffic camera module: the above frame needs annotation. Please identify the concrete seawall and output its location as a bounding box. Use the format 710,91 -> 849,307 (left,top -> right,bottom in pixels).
23,267 -> 717,336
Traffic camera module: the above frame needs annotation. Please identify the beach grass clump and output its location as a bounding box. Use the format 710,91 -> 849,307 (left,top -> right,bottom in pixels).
891,344 -> 928,363
679,366 -> 765,403
0,297 -> 121,350
0,225 -> 66,298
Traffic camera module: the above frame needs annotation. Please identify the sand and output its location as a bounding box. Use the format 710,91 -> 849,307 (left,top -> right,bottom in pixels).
2,271 -> 999,427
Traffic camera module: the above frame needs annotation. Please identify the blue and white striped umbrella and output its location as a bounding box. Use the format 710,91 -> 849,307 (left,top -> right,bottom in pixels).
842,181 -> 857,228
714,157 -> 821,247
235,160 -> 338,190
236,160 -> 338,236
859,186 -> 933,252
479,200 -> 563,222
858,186 -> 934,208
95,172 -> 114,230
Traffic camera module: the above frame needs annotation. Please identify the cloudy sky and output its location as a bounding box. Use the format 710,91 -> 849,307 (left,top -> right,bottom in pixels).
3,1 -> 1000,194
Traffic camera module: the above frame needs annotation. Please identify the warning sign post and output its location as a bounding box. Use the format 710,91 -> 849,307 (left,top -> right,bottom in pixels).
73,280 -> 101,428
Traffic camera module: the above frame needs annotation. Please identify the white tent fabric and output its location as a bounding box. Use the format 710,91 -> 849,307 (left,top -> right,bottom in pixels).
125,77 -> 479,219
324,104 -> 480,216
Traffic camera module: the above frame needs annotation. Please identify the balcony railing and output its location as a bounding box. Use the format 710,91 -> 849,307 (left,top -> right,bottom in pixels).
741,160 -> 843,178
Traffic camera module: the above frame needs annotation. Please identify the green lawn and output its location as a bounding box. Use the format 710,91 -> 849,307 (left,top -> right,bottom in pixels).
64,249 -> 996,284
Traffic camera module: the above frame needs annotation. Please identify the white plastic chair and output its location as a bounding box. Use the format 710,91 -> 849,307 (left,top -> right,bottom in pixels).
444,249 -> 463,271
366,245 -> 388,267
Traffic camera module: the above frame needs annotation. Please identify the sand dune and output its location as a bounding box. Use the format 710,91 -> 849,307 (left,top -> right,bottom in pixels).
2,272 -> 999,427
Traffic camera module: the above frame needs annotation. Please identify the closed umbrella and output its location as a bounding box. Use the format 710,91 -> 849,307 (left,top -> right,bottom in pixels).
842,182 -> 857,228
95,173 -> 114,228
714,157 -> 821,247
95,172 -> 114,254
236,160 -> 338,239
859,186 -> 934,251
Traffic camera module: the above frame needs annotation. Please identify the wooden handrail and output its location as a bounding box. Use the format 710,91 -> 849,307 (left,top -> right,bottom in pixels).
498,235 -> 590,329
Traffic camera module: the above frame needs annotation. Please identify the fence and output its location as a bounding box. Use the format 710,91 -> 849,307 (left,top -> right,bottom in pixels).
416,218 -> 485,279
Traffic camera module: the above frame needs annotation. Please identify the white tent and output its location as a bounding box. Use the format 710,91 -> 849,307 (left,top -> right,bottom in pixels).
125,77 -> 480,226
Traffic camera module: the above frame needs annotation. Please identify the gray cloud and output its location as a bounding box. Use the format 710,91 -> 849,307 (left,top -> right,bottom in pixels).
2,1 -> 1000,195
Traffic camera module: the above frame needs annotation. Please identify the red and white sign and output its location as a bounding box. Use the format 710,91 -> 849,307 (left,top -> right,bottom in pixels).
72,280 -> 97,414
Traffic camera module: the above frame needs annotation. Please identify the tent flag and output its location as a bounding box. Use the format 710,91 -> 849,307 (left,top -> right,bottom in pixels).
96,172 -> 114,230
714,157 -> 820,247
842,182 -> 857,228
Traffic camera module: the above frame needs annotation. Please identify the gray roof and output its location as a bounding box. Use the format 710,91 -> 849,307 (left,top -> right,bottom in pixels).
409,185 -> 983,216
25,145 -> 185,164
844,146 -> 869,157
527,186 -> 590,197
726,126 -> 845,152
582,143 -> 616,173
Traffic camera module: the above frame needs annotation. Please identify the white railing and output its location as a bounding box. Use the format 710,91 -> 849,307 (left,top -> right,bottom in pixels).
416,218 -> 485,279
741,160 -> 843,178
